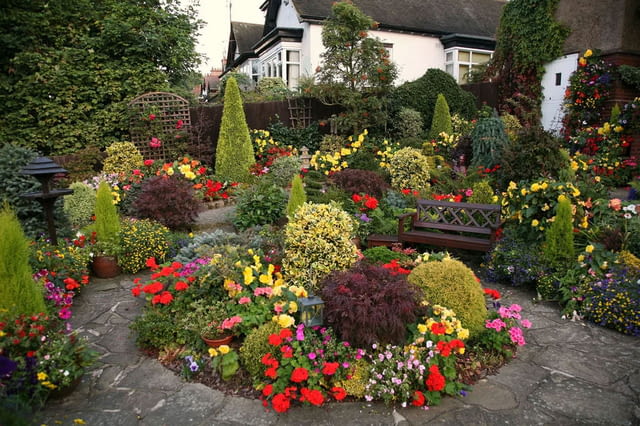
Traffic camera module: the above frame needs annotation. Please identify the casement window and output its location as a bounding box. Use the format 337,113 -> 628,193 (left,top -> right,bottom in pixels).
444,48 -> 492,84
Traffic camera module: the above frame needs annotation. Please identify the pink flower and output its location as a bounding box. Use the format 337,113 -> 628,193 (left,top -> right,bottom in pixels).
220,315 -> 242,330
144,159 -> 155,167
150,137 -> 161,148
148,113 -> 156,121
238,297 -> 251,305
485,318 -> 506,332
509,327 -> 526,346
521,319 -> 532,328
175,119 -> 184,129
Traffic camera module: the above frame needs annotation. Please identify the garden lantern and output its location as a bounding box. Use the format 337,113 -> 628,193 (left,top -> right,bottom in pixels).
298,295 -> 324,327
20,156 -> 72,245
300,146 -> 311,169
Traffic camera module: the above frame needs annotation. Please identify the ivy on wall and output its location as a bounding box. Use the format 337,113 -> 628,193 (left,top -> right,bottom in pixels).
485,0 -> 569,126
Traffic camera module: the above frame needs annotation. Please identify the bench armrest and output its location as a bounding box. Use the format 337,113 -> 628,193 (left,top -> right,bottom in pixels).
398,211 -> 417,235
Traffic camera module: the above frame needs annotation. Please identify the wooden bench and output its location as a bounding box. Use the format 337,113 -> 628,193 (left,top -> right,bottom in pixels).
397,199 -> 501,252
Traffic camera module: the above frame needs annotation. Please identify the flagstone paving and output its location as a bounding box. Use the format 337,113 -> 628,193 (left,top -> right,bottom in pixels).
36,206 -> 640,425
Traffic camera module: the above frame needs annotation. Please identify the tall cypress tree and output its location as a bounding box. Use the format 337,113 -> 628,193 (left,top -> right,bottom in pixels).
215,77 -> 255,183
428,93 -> 453,139
544,195 -> 575,267
286,174 -> 307,218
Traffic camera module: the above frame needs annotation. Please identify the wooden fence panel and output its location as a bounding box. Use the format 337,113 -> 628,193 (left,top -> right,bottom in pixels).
462,82 -> 499,109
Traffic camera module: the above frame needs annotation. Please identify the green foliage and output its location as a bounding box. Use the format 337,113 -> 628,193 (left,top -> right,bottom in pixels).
303,170 -> 328,201
119,218 -> 170,273
263,155 -> 302,188
286,174 -> 307,218
215,77 -> 256,183
0,144 -> 68,238
283,202 -> 358,294
233,182 -> 287,231
0,0 -> 201,155
428,94 -> 453,140
468,180 -> 496,205
257,77 -> 289,100
484,0 -> 568,124
130,308 -> 180,350
173,230 -> 242,264
500,113 -> 522,141
394,107 -> 423,140
267,120 -> 323,153
239,321 -> 281,379
388,147 -> 431,193
94,181 -> 121,255
312,1 -> 398,134
319,134 -> 346,153
543,196 -> 575,268
63,182 -> 96,229
408,258 -> 487,337
362,246 -> 412,265
0,205 -> 47,317
56,146 -> 104,185
218,71 -> 254,99
390,69 -> 476,131
619,65 -> 640,91
470,116 -> 509,170
102,142 -> 143,176
496,126 -> 569,190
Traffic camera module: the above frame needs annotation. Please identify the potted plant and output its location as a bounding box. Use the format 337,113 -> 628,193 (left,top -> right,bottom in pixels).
184,300 -> 236,347
92,180 -> 122,278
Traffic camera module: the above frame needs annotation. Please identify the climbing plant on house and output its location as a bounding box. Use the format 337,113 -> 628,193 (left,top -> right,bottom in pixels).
484,0 -> 569,126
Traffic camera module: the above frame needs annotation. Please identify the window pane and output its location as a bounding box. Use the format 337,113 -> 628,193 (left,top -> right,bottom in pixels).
459,65 -> 470,84
288,64 -> 300,88
473,52 -> 491,64
445,63 -> 454,75
459,51 -> 470,62
446,51 -> 453,62
287,50 -> 300,62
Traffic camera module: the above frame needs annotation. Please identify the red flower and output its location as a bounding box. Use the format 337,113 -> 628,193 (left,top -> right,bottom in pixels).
261,353 -> 278,368
265,367 -> 278,379
483,288 -> 501,300
280,345 -> 293,358
352,194 -> 362,203
148,113 -> 156,121
331,386 -> 347,401
426,365 -> 446,391
144,159 -> 154,167
152,291 -> 173,305
363,195 -> 379,210
142,281 -> 163,294
401,189 -> 411,195
279,328 -> 293,340
271,393 -> 291,413
146,257 -> 159,270
321,361 -> 340,375
412,390 -> 425,406
175,119 -> 184,129
268,333 -> 283,346
131,286 -> 141,297
174,281 -> 189,291
64,277 -> 79,290
430,322 -> 446,335
291,367 -> 309,383
300,387 -> 325,406
262,384 -> 273,397
436,340 -> 452,357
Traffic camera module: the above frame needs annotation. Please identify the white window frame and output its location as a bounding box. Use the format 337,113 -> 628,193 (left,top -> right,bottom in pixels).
259,45 -> 302,89
444,48 -> 493,84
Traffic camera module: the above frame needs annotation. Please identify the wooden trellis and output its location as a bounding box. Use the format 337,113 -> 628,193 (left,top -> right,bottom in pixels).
287,97 -> 312,129
128,92 -> 192,161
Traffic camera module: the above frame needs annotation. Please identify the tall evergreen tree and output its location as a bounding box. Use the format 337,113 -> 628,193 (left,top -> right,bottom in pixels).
215,77 -> 255,183
286,174 -> 307,218
428,93 -> 453,139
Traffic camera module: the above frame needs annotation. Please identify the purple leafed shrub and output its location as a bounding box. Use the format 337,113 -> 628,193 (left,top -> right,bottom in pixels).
132,176 -> 202,230
330,169 -> 390,198
320,263 -> 422,348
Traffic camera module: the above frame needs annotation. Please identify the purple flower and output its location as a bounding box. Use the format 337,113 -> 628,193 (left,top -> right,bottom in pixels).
58,307 -> 72,320
308,352 -> 317,360
359,213 -> 371,222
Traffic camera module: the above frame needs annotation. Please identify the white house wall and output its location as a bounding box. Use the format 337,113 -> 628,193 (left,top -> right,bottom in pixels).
541,53 -> 578,133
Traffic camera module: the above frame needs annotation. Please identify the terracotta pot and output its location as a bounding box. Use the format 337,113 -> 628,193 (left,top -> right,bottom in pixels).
201,334 -> 233,348
92,255 -> 121,278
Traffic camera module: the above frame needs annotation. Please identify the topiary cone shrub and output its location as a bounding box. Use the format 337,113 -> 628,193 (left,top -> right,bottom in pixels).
543,195 -> 575,268
408,258 -> 487,337
132,175 -> 202,230
320,262 -> 422,348
428,93 -> 453,140
283,202 -> 358,294
215,76 -> 255,183
286,174 -> 306,218
0,205 -> 47,316
94,180 -> 121,255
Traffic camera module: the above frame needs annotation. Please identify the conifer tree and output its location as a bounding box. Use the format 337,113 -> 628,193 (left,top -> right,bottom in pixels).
215,76 -> 255,183
286,174 -> 307,218
428,93 -> 453,139
544,195 -> 575,267
94,180 -> 121,255
0,205 -> 47,316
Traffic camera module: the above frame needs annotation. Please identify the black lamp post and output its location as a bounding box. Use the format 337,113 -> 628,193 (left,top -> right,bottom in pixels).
20,157 -> 72,245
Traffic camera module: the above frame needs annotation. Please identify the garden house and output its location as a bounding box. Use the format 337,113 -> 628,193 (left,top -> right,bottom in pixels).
224,0 -> 505,88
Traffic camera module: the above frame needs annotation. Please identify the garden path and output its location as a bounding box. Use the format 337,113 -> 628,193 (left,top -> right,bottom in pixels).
36,207 -> 640,425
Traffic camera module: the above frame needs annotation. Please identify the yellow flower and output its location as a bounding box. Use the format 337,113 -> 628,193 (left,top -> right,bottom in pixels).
73,419 -> 86,424
457,328 -> 469,340
0,330 -> 5,337
243,267 -> 254,285
614,125 -> 623,133
218,345 -> 230,354
594,176 -> 601,183
508,181 -> 517,191
275,314 -> 295,328
530,183 -> 541,192
288,301 -> 298,313
531,219 -> 539,227
259,274 -> 273,285
521,188 -> 528,196
492,195 -> 499,203
208,348 -> 219,357
586,245 -> 594,253
340,148 -> 351,156
578,254 -> 585,262
584,49 -> 593,58
37,372 -> 48,381
417,324 -> 428,334
166,167 -> 174,176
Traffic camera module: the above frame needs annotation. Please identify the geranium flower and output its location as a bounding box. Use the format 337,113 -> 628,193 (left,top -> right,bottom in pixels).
430,322 -> 446,335
426,364 -> 445,391
331,386 -> 347,401
271,393 -> 290,413
290,367 -> 309,383
412,390 -> 425,406
268,334 -> 283,346
300,387 -> 324,406
321,361 -> 339,375
262,384 -> 273,396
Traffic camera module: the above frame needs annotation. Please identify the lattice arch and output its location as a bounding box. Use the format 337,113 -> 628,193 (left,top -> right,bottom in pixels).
128,92 -> 192,161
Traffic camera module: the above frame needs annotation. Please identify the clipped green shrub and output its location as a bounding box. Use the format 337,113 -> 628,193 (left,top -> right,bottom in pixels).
173,230 -> 243,264
543,195 -> 574,268
130,308 -> 180,350
362,246 -> 412,265
119,218 -> 170,273
63,182 -> 96,229
94,180 -> 121,255
390,68 -> 476,129
215,76 -> 256,183
428,93 -> 453,139
303,170 -> 328,201
102,142 -> 143,176
267,121 -> 323,153
394,107 -> 423,140
286,174 -> 307,218
470,116 -> 509,170
132,176 -> 202,230
283,202 -> 358,294
388,147 -> 431,193
468,180 -> 496,204
239,321 -> 281,378
263,155 -> 302,188
0,144 -> 69,238
0,205 -> 47,317
233,182 -> 287,231
500,113 -> 522,141
496,126 -> 569,190
408,258 -> 487,337
257,77 -> 289,100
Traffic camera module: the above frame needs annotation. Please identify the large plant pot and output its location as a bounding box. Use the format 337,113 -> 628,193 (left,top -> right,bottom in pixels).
92,255 -> 121,278
201,334 -> 233,348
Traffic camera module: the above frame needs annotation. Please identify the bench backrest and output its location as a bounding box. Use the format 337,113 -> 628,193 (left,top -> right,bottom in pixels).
414,200 -> 501,235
